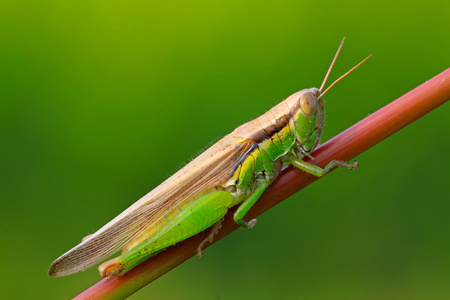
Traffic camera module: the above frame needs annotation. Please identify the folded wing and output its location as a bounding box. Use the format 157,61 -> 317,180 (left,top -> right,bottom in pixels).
49,134 -> 255,277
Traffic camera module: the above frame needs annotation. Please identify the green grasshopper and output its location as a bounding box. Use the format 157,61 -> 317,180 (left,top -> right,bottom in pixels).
49,38 -> 370,279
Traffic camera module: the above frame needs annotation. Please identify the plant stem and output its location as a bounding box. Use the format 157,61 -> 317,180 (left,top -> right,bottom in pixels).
73,68 -> 450,300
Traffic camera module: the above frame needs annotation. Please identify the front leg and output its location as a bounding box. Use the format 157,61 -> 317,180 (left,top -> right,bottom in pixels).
288,154 -> 358,177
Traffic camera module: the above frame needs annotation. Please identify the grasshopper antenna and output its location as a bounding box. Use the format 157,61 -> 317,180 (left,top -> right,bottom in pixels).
319,37 -> 346,93
321,54 -> 372,97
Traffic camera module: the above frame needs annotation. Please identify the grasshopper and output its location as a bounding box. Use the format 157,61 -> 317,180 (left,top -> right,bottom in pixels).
49,37 -> 370,278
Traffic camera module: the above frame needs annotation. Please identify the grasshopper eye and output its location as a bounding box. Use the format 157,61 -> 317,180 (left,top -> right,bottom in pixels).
300,92 -> 317,116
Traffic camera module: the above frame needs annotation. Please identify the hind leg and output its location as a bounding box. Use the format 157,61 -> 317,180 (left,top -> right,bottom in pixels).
98,191 -> 234,278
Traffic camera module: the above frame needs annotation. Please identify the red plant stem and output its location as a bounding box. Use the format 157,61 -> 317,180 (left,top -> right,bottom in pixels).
73,69 -> 450,300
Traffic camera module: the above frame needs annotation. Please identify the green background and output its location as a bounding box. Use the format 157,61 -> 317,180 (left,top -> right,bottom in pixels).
1,1 -> 449,299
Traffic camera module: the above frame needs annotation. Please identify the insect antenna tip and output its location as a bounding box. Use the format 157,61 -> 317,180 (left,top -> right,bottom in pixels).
321,53 -> 372,97
319,37 -> 346,93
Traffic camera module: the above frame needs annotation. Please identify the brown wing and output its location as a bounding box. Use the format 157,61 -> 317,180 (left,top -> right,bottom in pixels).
48,134 -> 255,277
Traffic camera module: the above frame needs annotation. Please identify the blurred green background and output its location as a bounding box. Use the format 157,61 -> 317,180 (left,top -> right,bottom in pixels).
1,0 -> 449,299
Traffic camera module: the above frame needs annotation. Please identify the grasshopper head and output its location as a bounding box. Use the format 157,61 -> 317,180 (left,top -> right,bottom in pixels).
292,88 -> 324,155
290,38 -> 371,158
